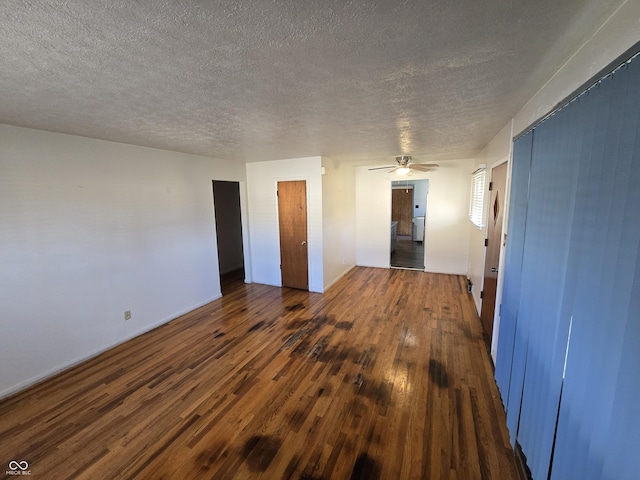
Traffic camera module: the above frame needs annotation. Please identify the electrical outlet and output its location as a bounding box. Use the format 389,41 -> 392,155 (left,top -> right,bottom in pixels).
124,310 -> 132,321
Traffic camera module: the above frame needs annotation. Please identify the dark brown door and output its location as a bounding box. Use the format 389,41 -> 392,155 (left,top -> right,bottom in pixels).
480,162 -> 508,342
392,188 -> 413,236
277,181 -> 308,290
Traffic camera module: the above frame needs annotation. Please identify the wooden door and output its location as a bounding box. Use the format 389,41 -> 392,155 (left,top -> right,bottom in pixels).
277,181 -> 308,290
392,188 -> 413,236
480,162 -> 508,342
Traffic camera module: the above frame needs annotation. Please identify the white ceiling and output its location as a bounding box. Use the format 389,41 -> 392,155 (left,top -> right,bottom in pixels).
0,0 -> 624,164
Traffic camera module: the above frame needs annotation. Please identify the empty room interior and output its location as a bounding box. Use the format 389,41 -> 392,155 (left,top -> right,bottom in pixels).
1,1 -> 639,479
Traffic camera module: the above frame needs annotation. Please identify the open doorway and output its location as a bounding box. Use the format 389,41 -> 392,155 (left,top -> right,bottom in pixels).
213,181 -> 245,294
390,179 -> 428,270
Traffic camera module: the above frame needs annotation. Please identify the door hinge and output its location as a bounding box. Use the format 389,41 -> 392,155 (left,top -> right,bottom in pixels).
480,291 -> 484,299
489,181 -> 493,191
484,238 -> 488,247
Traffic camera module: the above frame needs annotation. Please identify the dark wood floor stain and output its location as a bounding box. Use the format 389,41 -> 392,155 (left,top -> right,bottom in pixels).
298,474 -> 324,480
248,320 -> 266,332
350,453 -> 381,480
428,358 -> 450,388
0,268 -> 520,479
353,346 -> 376,369
286,319 -> 309,330
286,303 -> 306,312
335,321 -> 353,330
357,378 -> 391,407
282,326 -> 310,349
242,435 -> 282,472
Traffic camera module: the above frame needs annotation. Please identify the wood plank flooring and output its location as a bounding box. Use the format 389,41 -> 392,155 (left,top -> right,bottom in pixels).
391,238 -> 425,270
0,267 -> 519,479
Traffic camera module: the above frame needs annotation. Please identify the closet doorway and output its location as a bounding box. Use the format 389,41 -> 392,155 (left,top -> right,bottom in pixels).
212,181 -> 245,294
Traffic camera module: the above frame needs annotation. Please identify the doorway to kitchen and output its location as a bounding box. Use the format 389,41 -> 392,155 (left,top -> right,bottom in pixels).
390,179 -> 428,270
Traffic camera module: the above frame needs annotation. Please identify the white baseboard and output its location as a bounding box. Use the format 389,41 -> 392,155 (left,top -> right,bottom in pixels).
0,294 -> 222,401
323,265 -> 356,292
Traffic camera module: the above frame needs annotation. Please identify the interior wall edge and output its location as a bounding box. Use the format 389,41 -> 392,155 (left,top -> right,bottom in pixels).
323,265 -> 357,292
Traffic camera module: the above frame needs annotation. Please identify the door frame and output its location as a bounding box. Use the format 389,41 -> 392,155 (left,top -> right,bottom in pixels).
389,179 -> 430,271
212,179 -> 253,286
480,161 -> 508,344
479,154 -> 512,362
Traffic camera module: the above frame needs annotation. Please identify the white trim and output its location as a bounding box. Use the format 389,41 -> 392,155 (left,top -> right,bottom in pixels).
490,121 -> 515,363
239,180 -> 253,284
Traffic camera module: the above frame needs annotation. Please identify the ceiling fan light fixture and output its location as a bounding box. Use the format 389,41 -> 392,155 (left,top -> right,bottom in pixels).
367,154 -> 438,174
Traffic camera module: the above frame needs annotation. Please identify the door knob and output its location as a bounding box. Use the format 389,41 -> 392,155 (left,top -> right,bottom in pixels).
301,240 -> 307,245
491,267 -> 498,273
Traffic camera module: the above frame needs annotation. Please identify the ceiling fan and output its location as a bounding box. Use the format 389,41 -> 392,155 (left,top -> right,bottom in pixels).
368,155 -> 439,175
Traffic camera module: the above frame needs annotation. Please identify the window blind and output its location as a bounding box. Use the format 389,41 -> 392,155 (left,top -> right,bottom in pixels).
469,168 -> 486,228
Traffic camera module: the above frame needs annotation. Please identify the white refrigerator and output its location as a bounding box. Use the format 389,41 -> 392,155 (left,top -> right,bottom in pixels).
412,216 -> 425,242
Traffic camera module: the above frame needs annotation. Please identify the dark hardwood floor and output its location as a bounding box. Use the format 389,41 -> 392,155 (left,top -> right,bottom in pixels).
220,267 -> 245,295
391,236 -> 424,270
0,267 -> 519,479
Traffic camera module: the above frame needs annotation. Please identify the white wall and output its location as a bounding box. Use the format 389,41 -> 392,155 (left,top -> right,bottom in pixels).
355,159 -> 474,274
245,157 -> 324,293
0,124 -> 246,398
321,158 -> 356,290
424,159 -> 475,274
355,166 -> 393,268
513,0 -> 640,136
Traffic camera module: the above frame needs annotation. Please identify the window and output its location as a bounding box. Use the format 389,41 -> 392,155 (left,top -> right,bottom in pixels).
469,167 -> 486,228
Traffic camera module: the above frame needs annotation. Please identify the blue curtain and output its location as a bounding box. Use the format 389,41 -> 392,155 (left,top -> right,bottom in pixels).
496,56 -> 640,480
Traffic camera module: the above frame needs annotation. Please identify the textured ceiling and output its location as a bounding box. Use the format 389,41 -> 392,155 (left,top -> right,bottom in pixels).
0,0 -> 624,164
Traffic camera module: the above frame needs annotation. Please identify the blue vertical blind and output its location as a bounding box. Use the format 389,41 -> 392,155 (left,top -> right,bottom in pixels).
495,132 -> 531,442
496,53 -> 640,480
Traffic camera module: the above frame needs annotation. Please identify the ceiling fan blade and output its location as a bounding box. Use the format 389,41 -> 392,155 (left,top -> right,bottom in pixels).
410,165 -> 436,172
413,163 -> 439,168
368,165 -> 395,171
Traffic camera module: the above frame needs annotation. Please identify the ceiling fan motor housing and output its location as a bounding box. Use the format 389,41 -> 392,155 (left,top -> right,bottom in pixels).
395,155 -> 412,166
